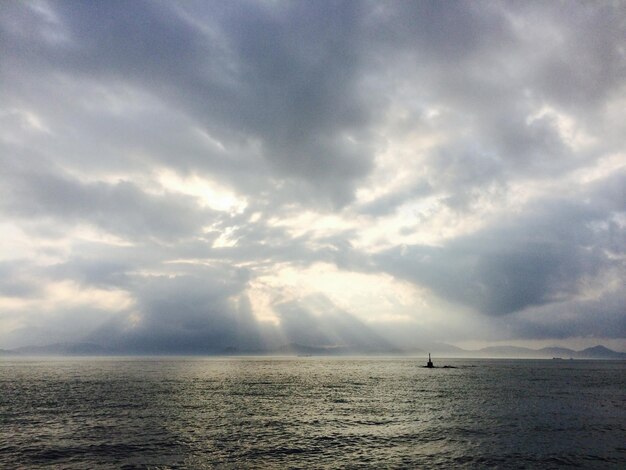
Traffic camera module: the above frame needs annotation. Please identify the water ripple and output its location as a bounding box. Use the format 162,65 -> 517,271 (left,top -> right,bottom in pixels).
1,358 -> 624,468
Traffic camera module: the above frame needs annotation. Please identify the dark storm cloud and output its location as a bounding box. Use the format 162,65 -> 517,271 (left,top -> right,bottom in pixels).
87,267 -> 267,354
3,0 -> 623,209
369,0 -> 514,62
0,152 -> 212,240
377,170 -> 626,317
510,290 -> 626,340
355,0 -> 626,215
357,181 -> 433,216
47,257 -> 131,290
0,261 -> 42,298
1,0 -> 376,206
2,304 -> 134,350
522,1 -> 626,115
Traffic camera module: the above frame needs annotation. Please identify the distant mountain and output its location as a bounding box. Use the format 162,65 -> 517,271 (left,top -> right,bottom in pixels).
468,344 -> 626,359
577,345 -> 626,359
2,341 -> 624,359
403,342 -> 466,357
11,342 -> 117,356
421,342 -> 465,354
434,343 -> 467,353
475,346 -> 538,357
536,347 -> 578,358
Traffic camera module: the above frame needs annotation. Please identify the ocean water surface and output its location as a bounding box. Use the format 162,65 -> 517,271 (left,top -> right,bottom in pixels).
1,357 -> 625,468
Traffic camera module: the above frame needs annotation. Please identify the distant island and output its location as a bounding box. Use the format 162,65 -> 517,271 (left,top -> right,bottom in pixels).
1,342 -> 625,359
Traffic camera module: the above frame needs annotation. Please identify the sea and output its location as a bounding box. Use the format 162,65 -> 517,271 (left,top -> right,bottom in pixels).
1,357 -> 625,469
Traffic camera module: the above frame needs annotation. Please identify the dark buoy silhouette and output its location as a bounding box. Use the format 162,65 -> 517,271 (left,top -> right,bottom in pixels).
426,353 -> 434,368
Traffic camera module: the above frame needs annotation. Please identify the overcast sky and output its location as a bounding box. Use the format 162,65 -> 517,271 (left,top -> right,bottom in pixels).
1,0 -> 625,352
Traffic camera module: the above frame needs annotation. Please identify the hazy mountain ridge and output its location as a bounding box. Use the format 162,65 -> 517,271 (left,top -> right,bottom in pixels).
1,342 -> 624,359
6,342 -> 117,356
463,344 -> 626,359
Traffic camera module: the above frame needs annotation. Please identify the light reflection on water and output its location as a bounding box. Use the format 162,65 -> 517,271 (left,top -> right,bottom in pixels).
1,357 -> 625,468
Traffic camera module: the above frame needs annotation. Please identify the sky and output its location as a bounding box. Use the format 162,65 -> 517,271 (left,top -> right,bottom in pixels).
1,0 -> 625,353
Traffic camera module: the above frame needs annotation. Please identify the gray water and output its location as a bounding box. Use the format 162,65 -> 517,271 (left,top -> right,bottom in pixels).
1,357 -> 625,469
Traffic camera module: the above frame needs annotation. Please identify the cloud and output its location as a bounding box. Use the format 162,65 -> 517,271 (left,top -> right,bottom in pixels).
376,170 -> 625,318
0,156 -> 212,241
0,261 -> 42,298
1,0 -> 379,207
85,266 -> 262,354
508,288 -> 626,341
0,1 -> 624,350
